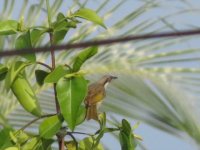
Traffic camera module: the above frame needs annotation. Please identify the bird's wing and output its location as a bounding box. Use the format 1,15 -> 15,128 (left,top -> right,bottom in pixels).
85,83 -> 105,105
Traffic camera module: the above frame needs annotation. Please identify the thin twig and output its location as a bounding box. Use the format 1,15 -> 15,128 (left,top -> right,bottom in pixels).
20,114 -> 56,131
67,132 -> 78,149
0,29 -> 200,57
36,61 -> 52,70
68,131 -> 93,136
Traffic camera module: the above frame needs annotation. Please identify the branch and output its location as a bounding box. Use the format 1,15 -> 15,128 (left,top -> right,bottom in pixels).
67,132 -> 78,149
36,61 -> 52,70
0,29 -> 200,57
20,114 -> 56,131
68,131 -> 93,136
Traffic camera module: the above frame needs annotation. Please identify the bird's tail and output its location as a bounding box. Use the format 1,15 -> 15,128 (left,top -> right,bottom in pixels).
86,105 -> 98,120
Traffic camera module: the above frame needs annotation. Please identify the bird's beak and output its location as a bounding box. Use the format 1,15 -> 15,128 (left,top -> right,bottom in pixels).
111,76 -> 117,79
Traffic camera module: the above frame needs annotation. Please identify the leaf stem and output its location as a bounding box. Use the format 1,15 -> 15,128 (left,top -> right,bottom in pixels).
67,132 -> 78,149
68,131 -> 93,136
20,114 -> 56,131
36,61 -> 52,70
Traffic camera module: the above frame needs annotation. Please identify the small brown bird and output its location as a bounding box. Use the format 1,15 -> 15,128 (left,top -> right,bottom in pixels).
84,75 -> 117,120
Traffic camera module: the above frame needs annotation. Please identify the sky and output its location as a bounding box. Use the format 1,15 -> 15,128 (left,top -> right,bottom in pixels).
1,0 -> 200,149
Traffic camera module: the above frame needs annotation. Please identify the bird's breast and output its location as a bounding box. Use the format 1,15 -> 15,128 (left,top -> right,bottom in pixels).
96,101 -> 102,110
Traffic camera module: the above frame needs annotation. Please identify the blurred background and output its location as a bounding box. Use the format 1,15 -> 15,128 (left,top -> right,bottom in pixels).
0,0 -> 200,149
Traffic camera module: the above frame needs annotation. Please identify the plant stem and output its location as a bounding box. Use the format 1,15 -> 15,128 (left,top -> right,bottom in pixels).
68,132 -> 78,149
36,61 -> 52,70
45,0 -> 64,149
49,33 -> 60,113
49,31 -> 64,150
20,114 -> 56,131
68,131 -> 93,136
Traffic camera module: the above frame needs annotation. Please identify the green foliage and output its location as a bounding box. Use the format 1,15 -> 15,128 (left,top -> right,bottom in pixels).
52,13 -> 69,44
93,113 -> 106,148
119,119 -> 136,150
11,73 -> 42,117
0,64 -> 8,81
15,30 -> 36,61
9,130 -> 30,145
38,138 -> 54,150
4,147 -> 19,150
0,20 -> 19,35
65,141 -> 77,150
5,61 -> 32,89
79,137 -> 104,150
35,70 -> 49,86
72,46 -> 98,72
0,128 -> 14,149
72,8 -> 106,28
20,137 -> 38,150
39,115 -> 63,139
0,1 -> 141,150
14,137 -> 54,150
30,29 -> 46,46
56,76 -> 88,130
44,65 -> 69,83
75,106 -> 86,125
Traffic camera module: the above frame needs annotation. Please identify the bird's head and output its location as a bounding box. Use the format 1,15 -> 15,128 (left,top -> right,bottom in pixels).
99,75 -> 117,86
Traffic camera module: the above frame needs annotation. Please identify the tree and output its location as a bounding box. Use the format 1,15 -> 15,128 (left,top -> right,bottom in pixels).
0,0 -> 199,149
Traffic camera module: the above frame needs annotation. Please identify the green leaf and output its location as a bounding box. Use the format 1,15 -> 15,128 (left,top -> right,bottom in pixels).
30,29 -> 46,46
9,130 -> 30,145
56,76 -> 88,130
0,128 -> 14,149
53,29 -> 68,44
93,113 -> 106,148
52,13 -> 69,44
39,115 -> 62,139
99,113 -> 106,130
39,138 -> 54,150
11,72 -> 42,117
65,141 -> 77,150
57,13 -> 66,21
4,147 -> 19,150
0,64 -> 8,81
119,119 -> 136,150
15,31 -> 36,61
21,137 -> 38,150
53,13 -> 67,31
22,137 -> 53,150
75,106 -> 86,125
72,46 -> 98,72
35,70 -> 49,86
72,8 -> 106,28
0,20 -> 19,35
79,137 -> 104,150
44,65 -> 69,83
121,119 -> 132,135
5,61 -> 32,90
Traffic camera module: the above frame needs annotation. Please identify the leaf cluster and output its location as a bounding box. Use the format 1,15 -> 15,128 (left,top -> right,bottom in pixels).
0,2 -> 140,150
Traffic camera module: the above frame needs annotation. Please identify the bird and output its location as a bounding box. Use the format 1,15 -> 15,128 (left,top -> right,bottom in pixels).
84,75 -> 117,121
